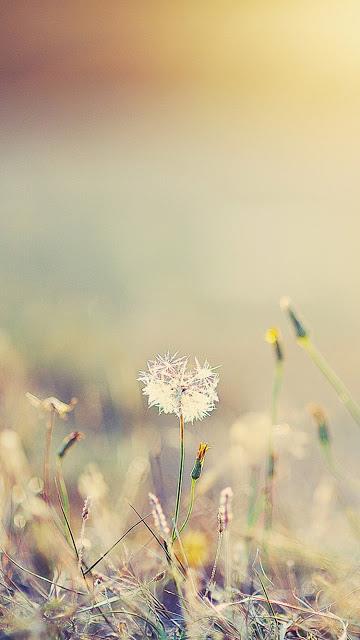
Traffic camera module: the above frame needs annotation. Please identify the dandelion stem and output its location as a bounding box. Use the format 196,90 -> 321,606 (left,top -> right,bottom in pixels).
179,478 -> 196,534
172,413 -> 185,543
302,337 -> 360,427
43,407 -> 55,504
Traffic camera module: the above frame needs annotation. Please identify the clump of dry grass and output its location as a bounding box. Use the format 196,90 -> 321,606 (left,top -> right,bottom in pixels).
1,304 -> 360,638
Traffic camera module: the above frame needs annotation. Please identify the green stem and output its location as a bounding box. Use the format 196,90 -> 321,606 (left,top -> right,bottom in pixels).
271,361 -> 283,426
56,457 -> 71,539
179,478 -> 196,534
265,361 -> 283,530
301,337 -> 360,428
172,413 -> 185,543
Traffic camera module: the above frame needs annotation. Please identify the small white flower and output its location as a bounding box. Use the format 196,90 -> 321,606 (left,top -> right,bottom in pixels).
148,492 -> 170,538
218,486 -> 233,531
25,392 -> 77,419
138,352 -> 219,423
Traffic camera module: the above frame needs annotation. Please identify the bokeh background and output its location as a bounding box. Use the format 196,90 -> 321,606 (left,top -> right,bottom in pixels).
1,2 -> 360,558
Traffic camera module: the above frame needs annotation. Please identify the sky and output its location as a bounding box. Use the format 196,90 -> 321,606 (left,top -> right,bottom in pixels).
1,1 -> 360,424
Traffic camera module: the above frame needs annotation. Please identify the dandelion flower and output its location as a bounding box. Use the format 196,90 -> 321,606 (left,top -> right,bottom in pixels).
138,353 -> 219,423
265,327 -> 280,344
140,353 -> 219,545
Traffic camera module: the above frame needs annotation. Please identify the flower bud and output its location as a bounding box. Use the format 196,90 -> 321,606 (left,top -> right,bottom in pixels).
309,404 -> 330,446
280,297 -> 308,339
57,431 -> 84,459
191,442 -> 209,480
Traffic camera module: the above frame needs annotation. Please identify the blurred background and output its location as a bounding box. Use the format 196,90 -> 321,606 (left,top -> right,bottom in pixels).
1,1 -> 360,558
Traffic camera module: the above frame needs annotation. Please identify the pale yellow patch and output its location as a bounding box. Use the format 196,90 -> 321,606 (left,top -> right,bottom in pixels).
179,530 -> 209,568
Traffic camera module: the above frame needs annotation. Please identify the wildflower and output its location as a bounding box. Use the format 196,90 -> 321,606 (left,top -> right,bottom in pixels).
78,496 -> 91,572
218,487 -> 233,532
265,327 -> 280,344
57,431 -> 84,459
138,353 -> 219,423
265,327 -> 284,362
191,442 -> 209,480
148,492 -> 170,539
25,393 -> 78,419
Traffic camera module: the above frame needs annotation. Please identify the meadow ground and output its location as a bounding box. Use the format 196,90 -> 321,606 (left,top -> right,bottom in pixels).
1,301 -> 360,639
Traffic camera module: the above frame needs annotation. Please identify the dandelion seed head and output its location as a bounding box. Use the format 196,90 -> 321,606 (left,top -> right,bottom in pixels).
138,352 -> 219,423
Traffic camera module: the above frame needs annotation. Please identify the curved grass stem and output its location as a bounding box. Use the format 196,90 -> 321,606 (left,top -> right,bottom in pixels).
318,439 -> 360,539
204,530 -> 223,599
301,337 -> 360,428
